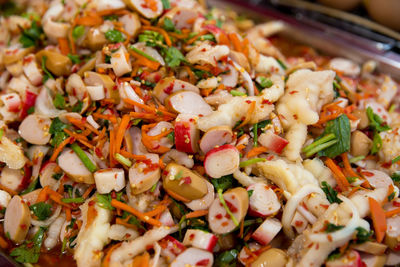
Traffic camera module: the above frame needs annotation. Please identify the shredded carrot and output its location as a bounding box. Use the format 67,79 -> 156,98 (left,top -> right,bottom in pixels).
369,197 -> 387,243
114,115 -> 130,153
103,243 -> 122,267
228,33 -> 242,53
65,207 -> 72,222
86,202 -> 98,228
218,32 -> 230,46
235,101 -> 256,129
246,146 -> 268,158
109,129 -> 115,167
129,50 -> 160,70
164,188 -> 190,203
119,150 -> 148,161
141,26 -> 171,46
139,17 -> 151,25
116,217 -> 137,229
0,235 -> 8,249
131,252 -> 150,267
111,199 -> 162,227
341,153 -> 362,180
49,137 -> 73,162
67,24 -> 76,55
183,65 -> 196,84
242,38 -> 250,57
82,184 -> 95,199
124,98 -> 176,118
200,88 -> 213,97
143,205 -> 168,217
75,12 -> 103,26
384,184 -> 395,205
239,219 -> 244,238
0,183 -> 18,196
236,144 -> 246,153
324,158 -> 350,192
185,209 -> 209,219
36,186 -> 50,203
147,129 -> 173,140
385,207 -> 400,217
58,37 -> 70,55
92,113 -> 118,124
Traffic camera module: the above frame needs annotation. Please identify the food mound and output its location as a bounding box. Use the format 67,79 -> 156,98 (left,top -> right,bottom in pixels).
0,0 -> 399,266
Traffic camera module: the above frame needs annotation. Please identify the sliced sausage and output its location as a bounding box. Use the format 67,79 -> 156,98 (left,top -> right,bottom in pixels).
18,114 -> 51,145
129,154 -> 160,194
58,148 -> 95,184
247,183 -> 281,217
165,91 -> 213,116
4,195 -> 31,243
162,163 -> 208,201
208,187 -> 249,234
204,144 -> 240,178
199,126 -> 234,154
39,162 -> 60,189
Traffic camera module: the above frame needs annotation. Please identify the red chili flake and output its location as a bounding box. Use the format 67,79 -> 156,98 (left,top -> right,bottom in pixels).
262,99 -> 272,105
266,155 -> 274,161
320,204 -> 329,209
381,161 -> 392,168
183,176 -> 192,184
20,224 -> 27,230
201,48 -> 207,52
327,235 -> 333,242
163,83 -> 174,94
23,56 -> 33,64
362,171 -> 374,177
295,220 -> 303,227
163,170 -> 169,176
199,114 -> 204,117
95,147 -> 103,157
189,233 -> 195,241
289,90 -> 298,95
245,100 -> 252,104
394,243 -> 400,251
293,114 -> 298,120
222,222 -> 229,227
196,259 -> 210,266
111,191 -> 116,198
225,200 -> 238,213
393,201 -> 400,207
89,200 -> 96,206
216,214 -> 223,219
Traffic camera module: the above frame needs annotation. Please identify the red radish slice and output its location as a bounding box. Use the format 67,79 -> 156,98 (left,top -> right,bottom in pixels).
208,187 -> 249,234
153,77 -> 200,103
20,90 -> 37,119
18,114 -> 52,145
258,130 -> 289,154
185,180 -> 215,211
183,229 -> 218,252
251,218 -> 282,245
1,93 -> 21,113
325,250 -> 362,267
166,91 -> 213,116
170,247 -> 213,267
160,236 -> 186,262
247,183 -> 281,217
174,114 -> 200,154
199,126 -> 234,154
204,144 -> 240,178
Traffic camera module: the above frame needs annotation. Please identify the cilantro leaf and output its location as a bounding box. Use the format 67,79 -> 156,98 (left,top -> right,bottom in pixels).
391,172 -> 400,183
167,131 -> 175,144
53,93 -> 66,109
105,29 -> 125,43
355,227 -> 373,244
19,21 -> 43,48
29,202 -> 52,220
67,54 -> 81,64
72,25 -> 85,40
49,118 -> 68,134
215,249 -> 238,267
10,227 -> 46,263
71,100 -> 83,112
161,0 -> 171,9
257,76 -> 273,88
318,115 -> 351,158
371,132 -> 382,155
366,107 -> 391,132
162,46 -> 187,67
325,223 -> 344,233
41,56 -> 54,82
321,181 -> 342,204
163,17 -> 175,31
211,175 -> 233,192
96,193 -> 114,210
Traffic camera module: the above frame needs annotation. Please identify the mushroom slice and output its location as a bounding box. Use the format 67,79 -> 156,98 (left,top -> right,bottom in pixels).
18,114 -> 51,145
199,125 -> 234,154
165,90 -> 213,116
4,195 -> 31,243
35,50 -> 72,76
58,148 -> 96,184
124,0 -> 163,19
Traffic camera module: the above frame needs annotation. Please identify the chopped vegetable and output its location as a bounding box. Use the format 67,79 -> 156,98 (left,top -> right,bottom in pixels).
318,115 -> 351,158
29,202 -> 52,221
105,29 -> 126,43
10,227 -> 46,263
70,143 -> 97,172
321,181 -> 342,204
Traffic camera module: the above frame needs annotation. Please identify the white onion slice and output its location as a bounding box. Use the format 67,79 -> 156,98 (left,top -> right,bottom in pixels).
31,205 -> 62,227
231,60 -> 255,96
297,205 -> 317,224
282,184 -> 325,238
308,195 -> 360,243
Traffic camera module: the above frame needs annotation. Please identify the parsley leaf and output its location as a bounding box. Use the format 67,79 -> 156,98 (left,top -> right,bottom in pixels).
325,223 -> 345,233
96,193 -> 114,210
163,18 -> 175,31
29,202 -> 52,220
366,107 -> 391,132
162,46 -> 187,67
19,21 -> 43,48
257,76 -> 273,88
215,249 -> 238,267
10,227 -> 46,263
211,175 -> 234,192
371,132 -> 382,155
391,172 -> 400,183
67,54 -> 81,64
167,131 -> 175,144
321,181 -> 342,204
105,29 -> 125,43
53,93 -> 66,109
71,100 -> 83,112
327,248 -> 342,261
318,115 -> 351,158
248,189 -> 254,197
49,118 -> 68,147
355,227 -> 373,244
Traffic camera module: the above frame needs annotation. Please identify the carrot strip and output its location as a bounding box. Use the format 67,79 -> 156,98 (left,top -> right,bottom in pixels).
236,144 -> 246,153
115,218 -> 137,229
228,33 -> 242,53
341,153 -> 362,179
147,129 -> 173,140
86,203 -> 98,228
369,197 -> 387,243
67,25 -> 76,55
111,199 -> 162,227
109,129 -> 115,167
132,252 -> 150,267
58,37 -> 70,55
239,219 -> 244,238
92,113 -> 118,124
129,50 -> 160,70
49,137 -> 73,162
185,209 -> 209,219
36,186 -> 50,203
235,101 -> 256,129
246,146 -> 268,158
183,65 -> 196,84
324,158 -> 350,192
164,188 -> 190,203
386,207 -> 400,217
0,235 -> 8,249
143,205 -> 168,217
119,150 -> 148,161
82,184 -> 95,199
103,243 -> 122,267
141,26 -> 171,46
0,183 -> 18,196
114,115 -> 130,153
124,98 -> 176,118
75,13 -> 103,26
65,207 -> 72,221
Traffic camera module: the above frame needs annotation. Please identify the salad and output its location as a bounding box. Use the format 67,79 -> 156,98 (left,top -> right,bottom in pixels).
0,0 -> 399,266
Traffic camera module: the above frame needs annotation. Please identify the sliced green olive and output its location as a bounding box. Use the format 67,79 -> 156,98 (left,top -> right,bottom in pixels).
162,163 -> 208,200
36,50 -> 72,76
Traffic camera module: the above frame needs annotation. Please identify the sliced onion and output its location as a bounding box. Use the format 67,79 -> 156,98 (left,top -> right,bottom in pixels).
31,205 -> 62,227
231,60 -> 255,96
297,205 -> 317,224
308,195 -> 360,243
282,184 -> 325,238
35,87 -> 66,118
